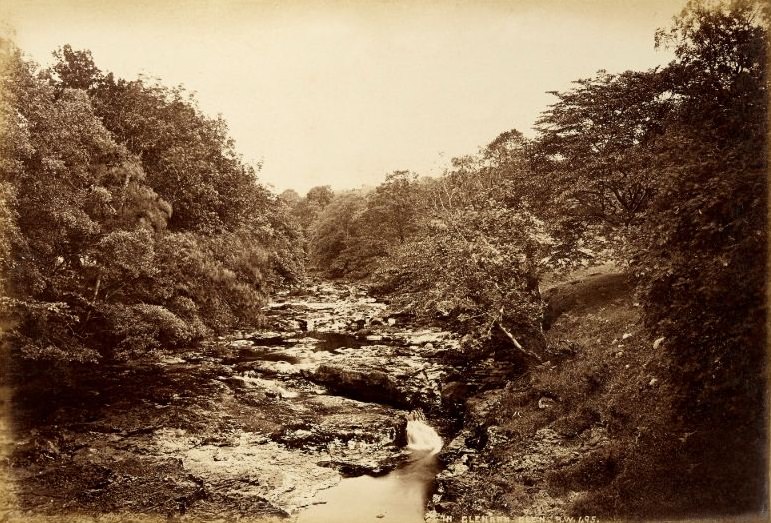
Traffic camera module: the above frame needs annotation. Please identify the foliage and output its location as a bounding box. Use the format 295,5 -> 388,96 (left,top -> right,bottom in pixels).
535,70 -> 668,231
308,191 -> 374,277
49,44 -> 102,91
306,174 -> 426,279
623,1 -> 768,510
1,1 -> 767,513
603,0 -> 767,422
530,0 -> 766,431
290,185 -> 334,232
0,44 -> 303,362
374,142 -> 558,358
381,206 -> 550,357
531,0 -> 768,516
364,171 -> 421,244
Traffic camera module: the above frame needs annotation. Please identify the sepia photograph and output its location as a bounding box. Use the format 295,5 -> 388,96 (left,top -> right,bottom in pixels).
0,1 -> 767,521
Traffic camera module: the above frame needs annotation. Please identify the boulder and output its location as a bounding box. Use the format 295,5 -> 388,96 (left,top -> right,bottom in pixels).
441,381 -> 472,409
307,364 -> 410,409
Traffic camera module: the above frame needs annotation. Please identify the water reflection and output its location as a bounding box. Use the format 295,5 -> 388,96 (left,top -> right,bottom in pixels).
296,450 -> 440,523
297,414 -> 442,523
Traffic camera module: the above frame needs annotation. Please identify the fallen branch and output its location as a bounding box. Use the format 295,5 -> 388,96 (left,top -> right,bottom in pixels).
494,321 -> 543,363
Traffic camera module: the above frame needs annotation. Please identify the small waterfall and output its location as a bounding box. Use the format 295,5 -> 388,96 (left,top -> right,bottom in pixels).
298,409 -> 443,522
405,410 -> 443,455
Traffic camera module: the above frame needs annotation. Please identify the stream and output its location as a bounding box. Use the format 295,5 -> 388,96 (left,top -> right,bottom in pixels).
7,280 -> 461,521
297,412 -> 444,523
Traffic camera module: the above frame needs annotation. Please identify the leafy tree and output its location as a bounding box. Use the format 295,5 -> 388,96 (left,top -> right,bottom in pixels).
364,171 -> 421,244
308,191 -> 381,278
1,48 -> 168,361
305,173 -> 429,279
87,73 -> 261,234
630,3 -> 767,510
305,185 -> 334,208
292,185 -> 334,232
374,142 -> 558,360
551,1 -> 768,516
49,44 -> 102,91
278,188 -> 301,207
535,70 -> 669,232
0,44 -> 303,362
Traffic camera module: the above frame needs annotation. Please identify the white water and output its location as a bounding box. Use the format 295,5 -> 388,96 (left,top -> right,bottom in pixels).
406,411 -> 443,455
296,413 -> 443,523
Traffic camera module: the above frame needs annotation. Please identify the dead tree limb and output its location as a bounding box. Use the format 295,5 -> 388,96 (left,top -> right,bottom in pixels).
494,321 -> 543,363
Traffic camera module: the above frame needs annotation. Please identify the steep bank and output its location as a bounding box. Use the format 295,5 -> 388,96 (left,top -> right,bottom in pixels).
432,259 -> 768,521
431,269 -> 673,518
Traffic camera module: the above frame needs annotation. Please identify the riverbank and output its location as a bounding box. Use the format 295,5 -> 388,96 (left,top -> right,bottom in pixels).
2,282 -> 459,521
5,270 -> 749,522
430,269 -> 673,519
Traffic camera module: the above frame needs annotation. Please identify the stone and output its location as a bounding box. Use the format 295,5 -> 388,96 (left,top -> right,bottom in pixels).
15,278 -> 458,519
441,381 -> 471,408
308,365 -> 408,408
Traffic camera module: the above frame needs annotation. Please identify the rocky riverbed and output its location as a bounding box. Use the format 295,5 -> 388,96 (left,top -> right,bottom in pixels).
3,281 -> 463,521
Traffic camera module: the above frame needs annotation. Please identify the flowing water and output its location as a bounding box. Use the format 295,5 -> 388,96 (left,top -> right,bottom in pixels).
8,281 -> 458,520
296,412 -> 443,523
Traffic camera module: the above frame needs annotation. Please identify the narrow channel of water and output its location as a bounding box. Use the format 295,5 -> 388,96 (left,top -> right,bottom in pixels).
296,413 -> 443,523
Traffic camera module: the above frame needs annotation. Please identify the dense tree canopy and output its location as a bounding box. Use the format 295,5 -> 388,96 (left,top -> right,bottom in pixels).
0,42 -> 303,362
535,70 -> 668,229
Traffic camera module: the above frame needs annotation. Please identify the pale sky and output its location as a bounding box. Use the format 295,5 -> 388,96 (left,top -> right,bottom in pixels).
3,0 -> 685,194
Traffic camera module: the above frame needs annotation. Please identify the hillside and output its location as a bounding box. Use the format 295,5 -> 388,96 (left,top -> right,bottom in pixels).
432,266 -> 766,520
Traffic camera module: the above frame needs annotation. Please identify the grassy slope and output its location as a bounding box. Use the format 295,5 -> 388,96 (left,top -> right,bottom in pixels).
439,267 -> 710,519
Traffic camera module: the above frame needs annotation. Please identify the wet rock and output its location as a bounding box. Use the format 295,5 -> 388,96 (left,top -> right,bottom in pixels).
154,430 -> 342,514
9,279 -> 456,519
305,351 -> 446,413
297,319 -> 315,332
350,319 -> 367,331
248,332 -> 291,345
439,429 -> 476,464
316,459 -> 395,478
221,376 -> 251,389
308,364 -> 408,408
441,381 -> 472,410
